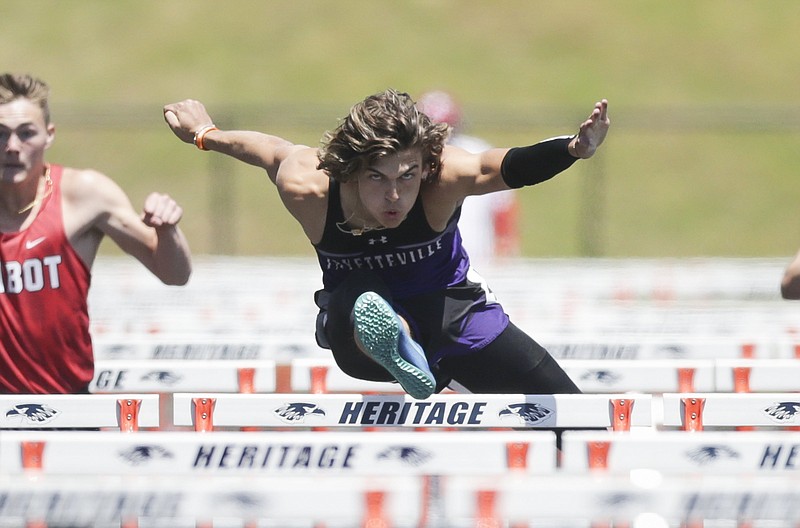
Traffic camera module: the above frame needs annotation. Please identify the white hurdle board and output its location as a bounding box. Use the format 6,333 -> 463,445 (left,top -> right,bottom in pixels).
560,430 -> 800,474
0,430 -> 556,476
89,359 -> 277,393
91,333 -> 324,361
0,474 -> 423,527
2,473 -> 800,527
540,334 -> 780,360
172,393 -> 652,430
662,392 -> 800,429
561,359 -> 715,393
714,359 -> 800,392
290,357 -> 458,394
0,394 -> 159,429
443,473 -> 800,526
290,357 -> 405,393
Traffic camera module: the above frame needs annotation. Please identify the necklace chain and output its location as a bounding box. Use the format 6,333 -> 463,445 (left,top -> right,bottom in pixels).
17,165 -> 53,215
335,210 -> 386,236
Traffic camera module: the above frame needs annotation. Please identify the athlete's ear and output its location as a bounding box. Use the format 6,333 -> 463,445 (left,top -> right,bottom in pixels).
44,123 -> 55,150
421,167 -> 430,182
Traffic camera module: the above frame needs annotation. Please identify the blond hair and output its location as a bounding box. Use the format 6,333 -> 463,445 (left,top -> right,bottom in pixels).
0,73 -> 51,124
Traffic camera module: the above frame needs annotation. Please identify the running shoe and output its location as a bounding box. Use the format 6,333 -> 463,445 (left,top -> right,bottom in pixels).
353,291 -> 436,399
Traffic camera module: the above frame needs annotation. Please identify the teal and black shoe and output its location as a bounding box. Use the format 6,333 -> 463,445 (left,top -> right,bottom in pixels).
353,291 -> 436,400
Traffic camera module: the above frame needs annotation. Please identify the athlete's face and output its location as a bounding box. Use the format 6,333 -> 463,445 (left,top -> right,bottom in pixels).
356,149 -> 427,229
0,98 -> 54,185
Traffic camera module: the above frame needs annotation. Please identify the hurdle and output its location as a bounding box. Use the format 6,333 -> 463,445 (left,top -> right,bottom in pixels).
89,360 -> 280,431
0,394 -> 159,431
3,472 -> 800,527
662,392 -> 800,431
714,358 -> 800,392
442,473 -> 800,527
0,474 -> 424,528
560,429 -> 800,474
290,357 -> 458,395
172,393 -> 652,431
90,359 -> 277,393
290,357 -> 405,393
91,333 -> 323,362
539,334 -> 780,360
0,429 -> 556,476
561,359 -> 715,393
291,356 -> 719,395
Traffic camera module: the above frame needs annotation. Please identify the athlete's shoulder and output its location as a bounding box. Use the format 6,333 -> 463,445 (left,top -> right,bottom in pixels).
59,166 -> 121,200
433,146 -> 483,197
277,148 -> 329,198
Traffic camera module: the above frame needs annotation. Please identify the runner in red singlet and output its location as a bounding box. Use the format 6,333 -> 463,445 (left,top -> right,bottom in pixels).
0,73 -> 193,394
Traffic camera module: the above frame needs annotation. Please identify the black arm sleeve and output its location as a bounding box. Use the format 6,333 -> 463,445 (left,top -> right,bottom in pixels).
500,136 -> 578,189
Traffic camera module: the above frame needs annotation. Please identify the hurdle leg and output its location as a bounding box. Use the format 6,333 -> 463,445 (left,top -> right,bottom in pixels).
362,490 -> 390,528
475,489 -> 501,528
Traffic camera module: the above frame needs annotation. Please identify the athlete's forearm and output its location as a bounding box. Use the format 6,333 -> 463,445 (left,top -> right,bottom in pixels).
201,129 -> 295,182
149,225 -> 192,286
500,135 -> 578,189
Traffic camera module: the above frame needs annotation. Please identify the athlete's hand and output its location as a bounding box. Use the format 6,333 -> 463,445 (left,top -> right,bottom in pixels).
163,99 -> 215,145
570,99 -> 610,159
141,192 -> 183,228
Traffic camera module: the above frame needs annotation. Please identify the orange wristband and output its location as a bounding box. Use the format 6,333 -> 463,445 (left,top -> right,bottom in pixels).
193,125 -> 218,151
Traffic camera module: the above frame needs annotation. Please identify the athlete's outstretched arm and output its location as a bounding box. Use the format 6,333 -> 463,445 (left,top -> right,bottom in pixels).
163,99 -> 300,184
450,99 -> 611,198
781,249 -> 800,299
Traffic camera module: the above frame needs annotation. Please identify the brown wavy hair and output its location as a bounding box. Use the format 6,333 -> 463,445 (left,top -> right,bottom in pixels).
0,73 -> 51,124
317,89 -> 450,183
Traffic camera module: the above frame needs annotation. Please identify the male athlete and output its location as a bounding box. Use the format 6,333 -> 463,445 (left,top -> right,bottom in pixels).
164,90 -> 609,399
1,73 -> 192,394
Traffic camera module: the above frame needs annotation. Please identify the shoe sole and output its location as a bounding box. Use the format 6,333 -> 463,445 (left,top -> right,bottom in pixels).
353,292 -> 435,400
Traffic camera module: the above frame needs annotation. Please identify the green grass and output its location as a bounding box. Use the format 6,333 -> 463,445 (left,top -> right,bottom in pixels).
3,0 -> 800,257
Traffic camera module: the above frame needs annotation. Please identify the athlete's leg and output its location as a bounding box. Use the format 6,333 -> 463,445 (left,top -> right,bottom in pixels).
439,322 -> 592,448
320,270 -> 436,398
439,321 -> 580,394
321,270 -> 395,381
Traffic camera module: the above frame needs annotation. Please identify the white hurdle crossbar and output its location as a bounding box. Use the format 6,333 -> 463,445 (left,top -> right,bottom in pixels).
662,392 -> 800,430
290,357 -> 405,393
0,394 -> 159,430
292,357 -> 717,394
0,430 -> 556,476
0,474 -> 423,528
3,473 -> 800,526
560,429 -> 800,474
714,359 -> 800,392
91,333 -> 322,361
443,473 -> 800,526
561,359 -> 715,393
172,392 -> 652,431
90,359 -> 277,393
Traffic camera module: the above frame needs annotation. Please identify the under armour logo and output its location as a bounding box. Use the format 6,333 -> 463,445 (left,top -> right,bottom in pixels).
368,236 -> 388,245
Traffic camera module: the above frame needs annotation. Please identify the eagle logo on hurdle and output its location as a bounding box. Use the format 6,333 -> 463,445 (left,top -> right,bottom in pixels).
581,369 -> 621,385
686,445 -> 740,466
763,401 -> 800,424
498,403 -> 554,425
223,492 -> 263,508
377,446 -> 433,467
119,445 -> 175,466
655,344 -> 687,358
142,370 -> 182,385
103,344 -> 136,359
274,402 -> 326,423
4,403 -> 60,424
